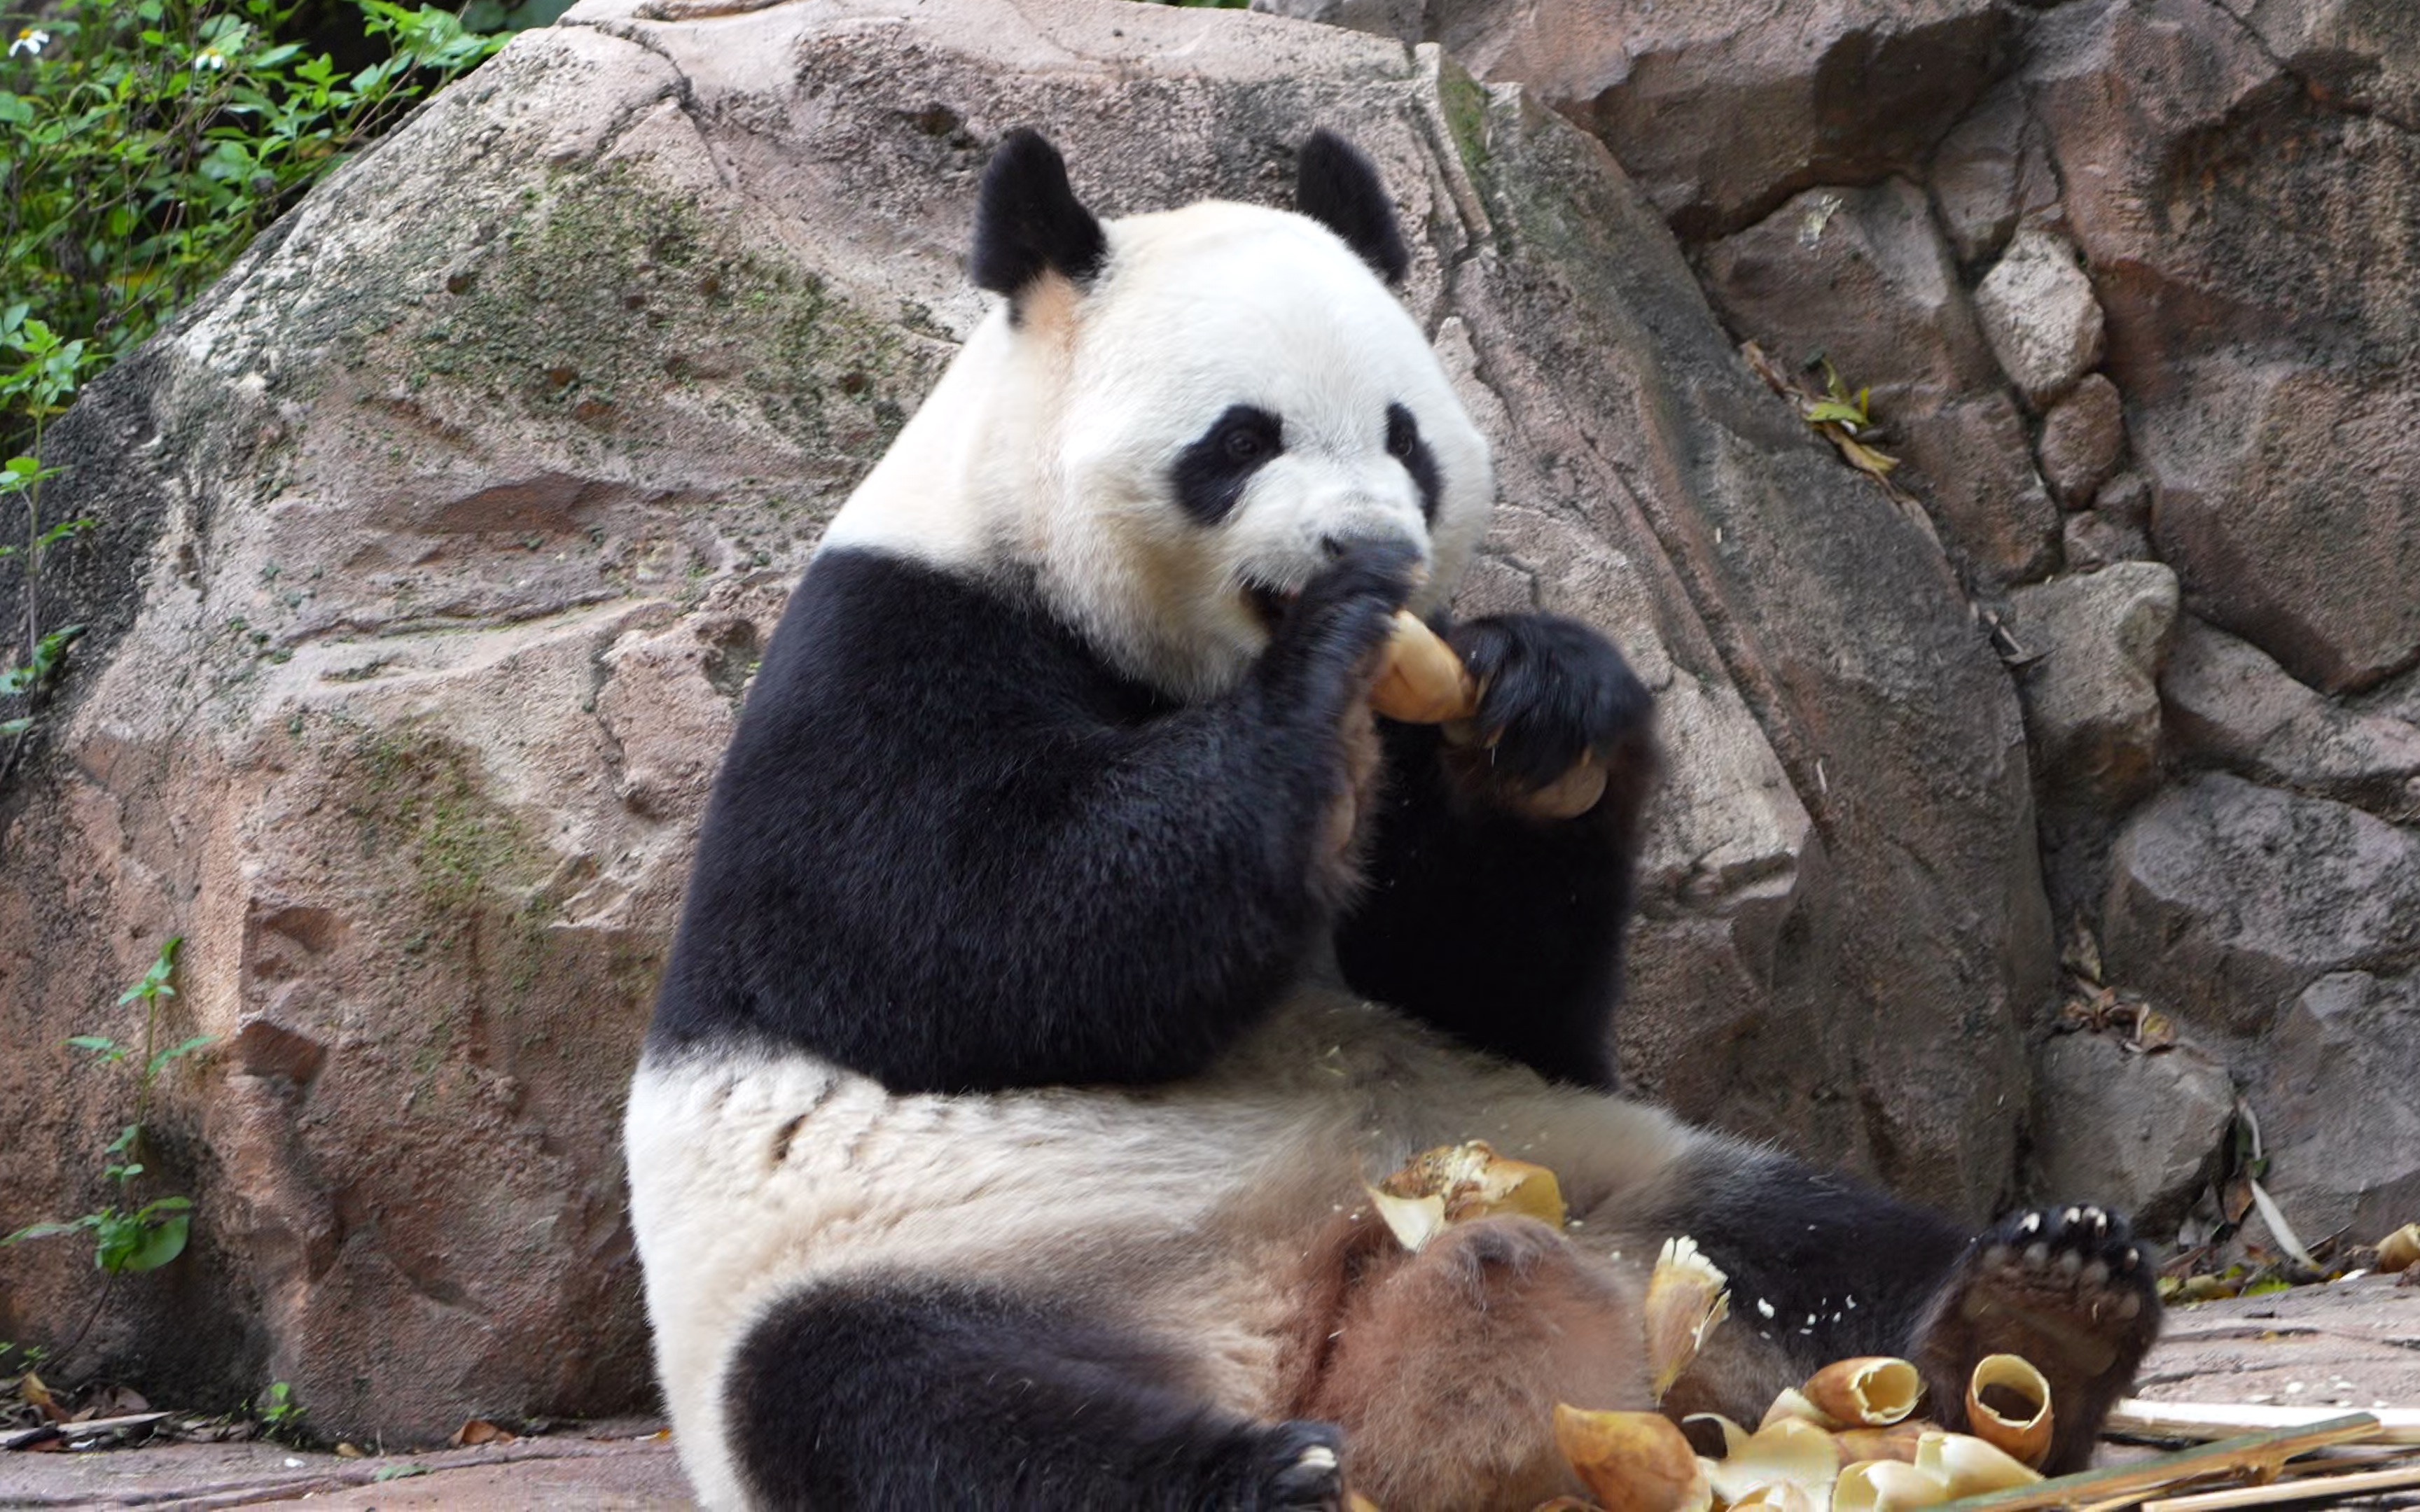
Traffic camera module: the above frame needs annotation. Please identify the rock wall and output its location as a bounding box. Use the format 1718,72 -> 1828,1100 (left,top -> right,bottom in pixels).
1,0 -> 2404,1446
1256,0 -> 2420,1261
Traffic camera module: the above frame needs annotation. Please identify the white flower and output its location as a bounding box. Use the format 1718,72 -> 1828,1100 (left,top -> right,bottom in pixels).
10,27 -> 50,57
193,44 -> 228,70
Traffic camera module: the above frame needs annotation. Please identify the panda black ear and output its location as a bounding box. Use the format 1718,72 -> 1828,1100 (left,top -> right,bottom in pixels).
971,129 -> 1108,302
1296,130 -> 1409,285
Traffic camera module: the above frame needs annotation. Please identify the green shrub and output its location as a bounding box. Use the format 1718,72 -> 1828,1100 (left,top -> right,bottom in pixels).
1,1 -> 505,760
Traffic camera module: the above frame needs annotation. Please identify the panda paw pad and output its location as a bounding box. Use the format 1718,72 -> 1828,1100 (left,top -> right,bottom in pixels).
1950,1205 -> 2159,1377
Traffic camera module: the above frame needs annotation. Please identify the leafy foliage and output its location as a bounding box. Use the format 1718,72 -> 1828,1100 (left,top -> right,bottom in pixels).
0,1 -> 505,762
1,938 -> 209,1276
0,1 -> 506,437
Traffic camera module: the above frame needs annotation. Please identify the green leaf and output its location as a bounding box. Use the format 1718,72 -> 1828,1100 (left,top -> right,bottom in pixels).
147,1034 -> 216,1079
373,1465 -> 431,1483
66,1034 -> 123,1056
1802,399 -> 1869,427
3,1217 -> 98,1246
0,718 -> 30,739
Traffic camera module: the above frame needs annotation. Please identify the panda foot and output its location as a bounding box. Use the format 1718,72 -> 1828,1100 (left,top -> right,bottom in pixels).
1249,1420 -> 1347,1511
1911,1204 -> 2160,1471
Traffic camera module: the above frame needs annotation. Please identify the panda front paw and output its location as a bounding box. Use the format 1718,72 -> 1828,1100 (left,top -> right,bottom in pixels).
1256,540 -> 1421,714
1912,1204 -> 2161,1473
1444,613 -> 1654,811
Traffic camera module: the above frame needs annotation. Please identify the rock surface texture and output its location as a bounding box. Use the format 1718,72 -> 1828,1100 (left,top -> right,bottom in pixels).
0,0 -> 2055,1443
1267,0 -> 2420,1272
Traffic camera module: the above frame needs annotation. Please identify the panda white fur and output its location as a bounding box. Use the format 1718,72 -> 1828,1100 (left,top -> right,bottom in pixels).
625,130 -> 2158,1511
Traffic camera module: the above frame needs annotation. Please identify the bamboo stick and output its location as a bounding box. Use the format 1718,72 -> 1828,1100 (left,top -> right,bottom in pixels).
2108,1401 -> 2420,1447
2139,1461 -> 2420,1512
1931,1414 -> 2381,1512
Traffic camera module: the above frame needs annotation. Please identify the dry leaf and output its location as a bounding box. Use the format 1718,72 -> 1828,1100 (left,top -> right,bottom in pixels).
1347,1494 -> 1384,1512
1804,1359 -> 1922,1427
1966,1354 -> 2052,1468
450,1418 -> 516,1447
1552,1404 -> 1711,1512
1644,1236 -> 1732,1403
335,1441 -> 366,1459
1835,1424 -> 1933,1465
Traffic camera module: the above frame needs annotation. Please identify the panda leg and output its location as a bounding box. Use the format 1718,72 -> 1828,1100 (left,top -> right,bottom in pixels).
726,1278 -> 1344,1511
1299,1217 -> 1650,1512
1653,1154 -> 2158,1473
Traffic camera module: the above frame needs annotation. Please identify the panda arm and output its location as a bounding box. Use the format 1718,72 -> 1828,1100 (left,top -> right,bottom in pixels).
650,543 -> 1407,1093
1335,612 -> 1657,1089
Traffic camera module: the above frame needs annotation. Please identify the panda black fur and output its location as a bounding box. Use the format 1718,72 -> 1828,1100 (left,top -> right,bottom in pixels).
625,130 -> 2159,1511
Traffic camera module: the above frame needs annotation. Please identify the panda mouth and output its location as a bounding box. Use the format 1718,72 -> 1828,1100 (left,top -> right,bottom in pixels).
1242,581 -> 1300,633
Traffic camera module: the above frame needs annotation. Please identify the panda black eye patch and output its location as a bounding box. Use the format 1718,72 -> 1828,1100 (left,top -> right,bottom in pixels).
1174,405 -> 1285,526
1386,402 -> 1442,524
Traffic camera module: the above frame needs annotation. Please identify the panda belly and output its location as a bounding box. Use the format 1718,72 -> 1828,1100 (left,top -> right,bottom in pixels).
627,988 -> 1705,1509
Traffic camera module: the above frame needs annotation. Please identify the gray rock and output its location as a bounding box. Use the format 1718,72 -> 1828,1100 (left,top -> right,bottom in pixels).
1974,228 -> 2106,407
2038,373 -> 2126,509
2103,775 -> 2420,1038
2005,562 -> 2180,803
2255,970 -> 2420,1245
2063,508 -> 2150,572
1696,181 -> 2054,580
1253,0 -> 2007,241
2027,0 -> 2420,694
2094,470 -> 2155,530
2031,1031 -> 2235,1235
2163,617 -> 2420,816
1929,86 -> 2029,270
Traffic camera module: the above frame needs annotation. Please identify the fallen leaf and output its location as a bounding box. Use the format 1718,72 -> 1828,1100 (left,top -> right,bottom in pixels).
450,1418 -> 515,1447
1804,1359 -> 1923,1428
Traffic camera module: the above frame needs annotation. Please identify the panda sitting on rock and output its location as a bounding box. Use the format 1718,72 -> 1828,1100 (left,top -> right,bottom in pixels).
624,129 -> 2158,1511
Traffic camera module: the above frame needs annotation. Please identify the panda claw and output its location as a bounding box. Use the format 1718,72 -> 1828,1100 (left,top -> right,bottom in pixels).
1256,1420 -> 1347,1511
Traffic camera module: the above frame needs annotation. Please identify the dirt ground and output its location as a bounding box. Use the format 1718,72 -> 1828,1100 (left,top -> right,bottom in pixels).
3,1278 -> 2414,1509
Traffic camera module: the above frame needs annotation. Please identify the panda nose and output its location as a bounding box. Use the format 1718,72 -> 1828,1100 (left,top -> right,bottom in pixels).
1319,528 -> 1419,560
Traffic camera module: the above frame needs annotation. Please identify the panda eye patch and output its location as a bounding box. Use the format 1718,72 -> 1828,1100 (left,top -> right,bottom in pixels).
1384,402 -> 1442,524
1174,405 -> 1284,526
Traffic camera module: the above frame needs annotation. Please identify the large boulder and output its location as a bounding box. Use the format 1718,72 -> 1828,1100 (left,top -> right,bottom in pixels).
2026,0 -> 2420,694
1250,0 -> 2008,241
2103,775 -> 2420,1040
0,0 -> 2045,1439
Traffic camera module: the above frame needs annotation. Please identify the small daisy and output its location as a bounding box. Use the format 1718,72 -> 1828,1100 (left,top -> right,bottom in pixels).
193,44 -> 228,70
10,27 -> 50,57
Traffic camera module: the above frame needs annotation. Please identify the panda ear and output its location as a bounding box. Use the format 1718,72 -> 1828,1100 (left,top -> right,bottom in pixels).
971,129 -> 1109,302
1296,130 -> 1409,285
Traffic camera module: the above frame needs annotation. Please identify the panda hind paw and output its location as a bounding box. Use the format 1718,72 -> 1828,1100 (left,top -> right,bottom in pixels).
1966,1204 -> 2159,1368
1912,1203 -> 2161,1471
1253,1420 -> 1348,1511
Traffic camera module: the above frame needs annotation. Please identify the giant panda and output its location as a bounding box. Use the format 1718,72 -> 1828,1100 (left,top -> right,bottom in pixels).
624,129 -> 2159,1511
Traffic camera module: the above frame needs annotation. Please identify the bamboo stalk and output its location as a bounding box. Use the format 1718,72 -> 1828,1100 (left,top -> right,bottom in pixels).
2139,1461 -> 2420,1512
2108,1401 -> 2420,1447
1931,1414 -> 2381,1512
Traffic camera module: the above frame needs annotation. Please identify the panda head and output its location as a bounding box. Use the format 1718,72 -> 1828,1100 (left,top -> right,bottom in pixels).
925,130 -> 1494,701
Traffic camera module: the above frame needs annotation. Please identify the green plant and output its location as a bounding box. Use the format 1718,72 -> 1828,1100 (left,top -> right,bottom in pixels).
0,1 -> 506,771
254,1379 -> 306,1440
4,938 -> 209,1282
